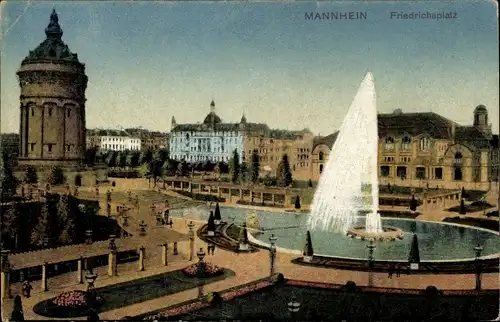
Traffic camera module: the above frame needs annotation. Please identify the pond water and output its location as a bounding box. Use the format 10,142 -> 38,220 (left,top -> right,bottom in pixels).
171,206 -> 500,261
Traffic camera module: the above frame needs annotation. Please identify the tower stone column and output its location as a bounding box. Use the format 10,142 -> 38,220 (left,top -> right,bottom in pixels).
17,9 -> 88,167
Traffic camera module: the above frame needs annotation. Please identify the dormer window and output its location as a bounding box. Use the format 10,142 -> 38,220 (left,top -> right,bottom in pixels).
419,137 -> 430,151
401,136 -> 411,150
384,137 -> 395,151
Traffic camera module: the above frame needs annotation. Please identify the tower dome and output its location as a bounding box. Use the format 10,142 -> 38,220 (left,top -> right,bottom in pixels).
203,100 -> 222,126
17,10 -> 88,167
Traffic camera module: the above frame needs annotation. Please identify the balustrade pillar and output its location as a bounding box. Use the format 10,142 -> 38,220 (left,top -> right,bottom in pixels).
108,252 -> 117,277
77,257 -> 83,284
173,242 -> 178,255
138,247 -> 145,271
41,262 -> 48,291
0,250 -> 11,299
162,244 -> 169,266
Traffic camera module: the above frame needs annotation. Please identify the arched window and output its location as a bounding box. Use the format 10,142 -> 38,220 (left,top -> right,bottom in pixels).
319,164 -> 323,173
319,151 -> 324,161
419,137 -> 430,151
401,136 -> 411,150
385,137 -> 395,151
454,152 -> 463,165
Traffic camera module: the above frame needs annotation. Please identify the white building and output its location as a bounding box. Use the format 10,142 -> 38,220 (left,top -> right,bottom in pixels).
86,129 -> 141,151
169,100 -> 268,164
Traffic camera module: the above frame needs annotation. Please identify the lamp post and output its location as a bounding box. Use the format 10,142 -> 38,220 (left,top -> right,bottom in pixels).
287,296 -> 301,320
196,247 -> 206,298
269,234 -> 278,276
366,239 -> 376,287
139,221 -> 147,236
474,245 -> 483,290
188,221 -> 195,261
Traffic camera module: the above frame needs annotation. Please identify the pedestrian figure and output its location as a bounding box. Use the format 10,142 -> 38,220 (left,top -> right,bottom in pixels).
211,244 -> 215,255
388,265 -> 394,279
169,219 -> 173,228
396,264 -> 401,277
23,280 -> 33,298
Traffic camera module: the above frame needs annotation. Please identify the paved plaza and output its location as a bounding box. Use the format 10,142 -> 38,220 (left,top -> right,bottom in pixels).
2,184 -> 498,321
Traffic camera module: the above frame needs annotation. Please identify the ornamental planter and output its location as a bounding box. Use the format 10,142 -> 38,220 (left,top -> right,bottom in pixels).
214,219 -> 221,225
239,243 -> 249,251
207,230 -> 215,236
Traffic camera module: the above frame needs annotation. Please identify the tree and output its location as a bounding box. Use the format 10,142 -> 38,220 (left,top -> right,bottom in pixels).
85,147 -> 98,166
11,295 -> 24,321
162,159 -> 177,177
207,211 -> 216,232
409,195 -> 418,212
31,203 -> 51,248
277,154 -> 293,187
47,166 -> 65,186
106,151 -> 117,168
127,151 -> 140,168
202,160 -> 214,172
459,199 -> 467,215
2,204 -> 21,249
24,166 -> 38,184
117,151 -> 128,169
250,149 -> 260,184
214,203 -> 222,222
408,234 -> 421,263
0,151 -> 18,201
295,195 -> 301,209
303,230 -> 314,257
230,149 -> 240,184
239,162 -> 248,183
176,161 -> 188,177
140,149 -> 153,165
461,187 -> 468,200
59,216 -> 76,245
150,160 -> 163,187
154,149 -> 169,165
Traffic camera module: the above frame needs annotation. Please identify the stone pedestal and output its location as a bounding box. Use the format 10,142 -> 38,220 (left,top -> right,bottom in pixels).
138,247 -> 145,271
173,242 -> 178,255
41,262 -> 48,291
77,258 -> 83,284
0,271 -> 9,299
162,244 -> 169,266
239,243 -> 249,251
208,230 -> 215,236
108,252 -> 117,277
303,256 -> 313,263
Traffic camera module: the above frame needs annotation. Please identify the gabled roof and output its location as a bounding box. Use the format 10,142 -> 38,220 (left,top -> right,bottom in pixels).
378,112 -> 454,140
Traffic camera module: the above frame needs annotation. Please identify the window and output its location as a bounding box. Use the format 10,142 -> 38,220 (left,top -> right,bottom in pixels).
31,108 -> 35,116
454,152 -> 463,165
48,107 -> 53,116
319,164 -> 323,173
419,137 -> 430,151
380,166 -> 390,177
385,137 -> 395,151
48,144 -> 53,153
434,168 -> 443,180
416,167 -> 426,179
319,152 -> 324,161
401,136 -> 411,150
67,145 -> 71,152
30,143 -> 35,151
396,166 -> 407,179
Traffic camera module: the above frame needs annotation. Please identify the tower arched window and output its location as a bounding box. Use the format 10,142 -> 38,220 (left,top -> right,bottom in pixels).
319,151 -> 324,161
454,152 -> 463,165
31,108 -> 35,116
401,136 -> 411,150
67,109 -> 71,117
385,137 -> 395,151
419,137 -> 430,151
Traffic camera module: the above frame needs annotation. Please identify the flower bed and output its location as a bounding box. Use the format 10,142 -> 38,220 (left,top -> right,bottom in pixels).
51,290 -> 104,309
182,262 -> 224,277
143,276 -> 277,320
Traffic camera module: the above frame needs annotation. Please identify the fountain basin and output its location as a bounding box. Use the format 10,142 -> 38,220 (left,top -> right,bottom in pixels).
346,225 -> 404,241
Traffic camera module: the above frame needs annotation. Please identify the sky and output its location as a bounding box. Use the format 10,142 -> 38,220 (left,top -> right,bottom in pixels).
1,1 -> 498,135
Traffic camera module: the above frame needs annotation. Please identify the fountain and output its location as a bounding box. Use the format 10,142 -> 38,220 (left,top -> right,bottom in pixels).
307,72 -> 403,241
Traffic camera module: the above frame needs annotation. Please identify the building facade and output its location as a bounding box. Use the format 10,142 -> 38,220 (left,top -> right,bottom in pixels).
86,129 -> 141,152
169,101 -> 265,164
17,10 -> 88,167
244,129 -> 314,181
311,106 -> 499,190
124,128 -> 169,151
